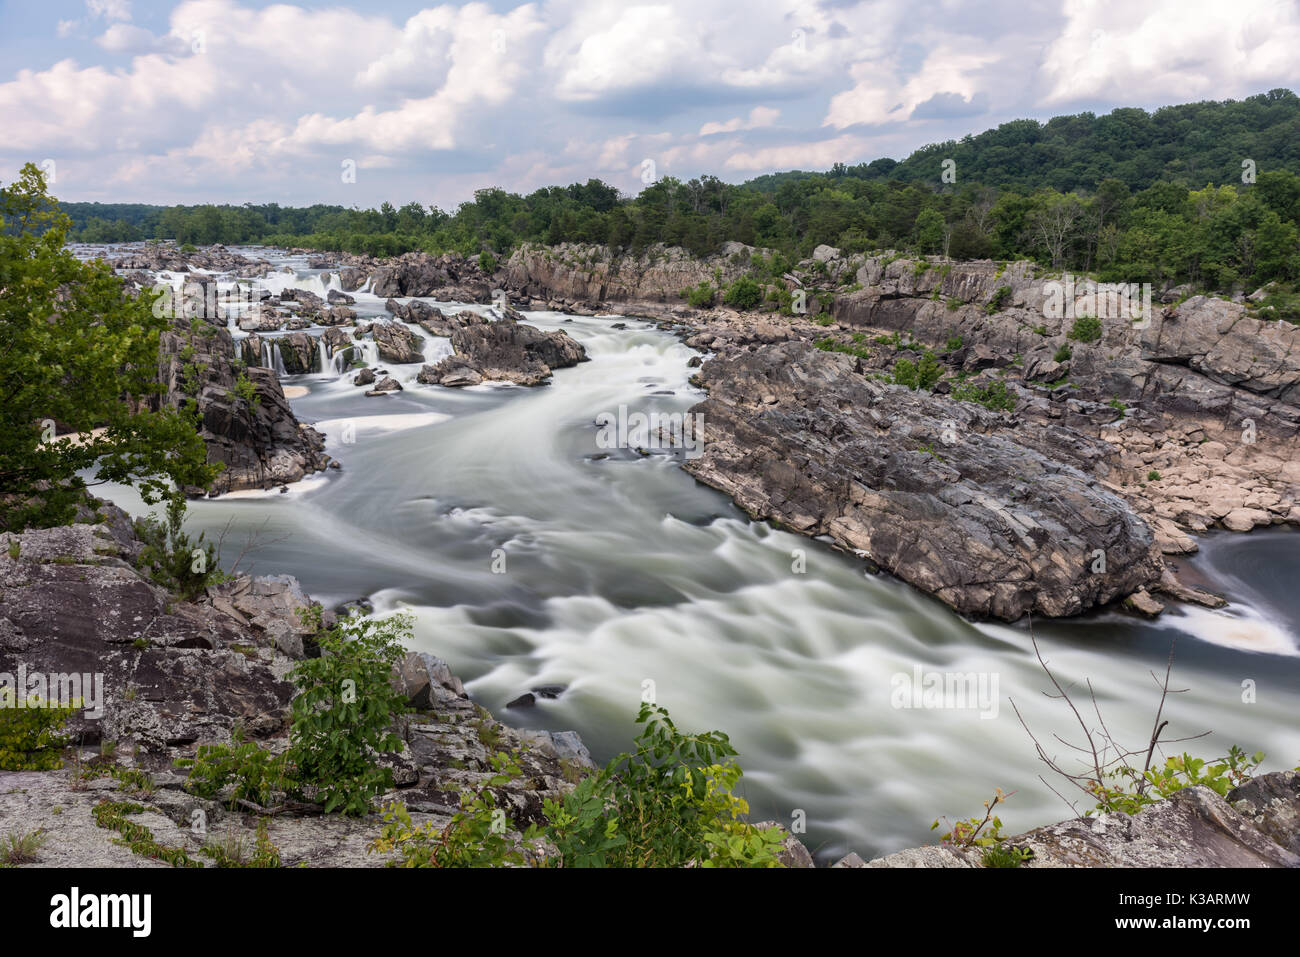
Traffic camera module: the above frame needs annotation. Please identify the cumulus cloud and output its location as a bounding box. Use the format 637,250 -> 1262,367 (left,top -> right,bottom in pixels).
2,0 -> 1298,207
1040,0 -> 1300,104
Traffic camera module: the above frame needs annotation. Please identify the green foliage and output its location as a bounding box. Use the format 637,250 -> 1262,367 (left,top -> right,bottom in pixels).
951,378 -> 1017,412
891,353 -> 943,391
1053,344 -> 1073,362
1068,316 -> 1103,342
683,281 -> 715,308
0,688 -> 77,770
175,734 -> 291,810
944,335 -> 963,352
1108,397 -> 1128,412
985,285 -> 1012,314
1089,747 -> 1265,816
815,337 -> 871,360
371,750 -> 544,868
133,491 -> 221,601
477,250 -> 497,273
0,164 -> 217,532
542,704 -> 784,868
1147,470 -> 1162,482
285,611 -> 411,815
178,612 -> 412,817
932,787 -> 1033,866
92,800 -> 202,867
722,276 -> 763,310
232,373 -> 260,412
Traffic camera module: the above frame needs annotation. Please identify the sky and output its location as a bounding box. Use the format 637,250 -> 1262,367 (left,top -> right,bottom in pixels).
1,0 -> 1299,210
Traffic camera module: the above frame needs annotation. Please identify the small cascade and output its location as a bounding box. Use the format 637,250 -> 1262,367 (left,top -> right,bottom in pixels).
331,346 -> 353,376
262,338 -> 288,376
317,337 -> 330,375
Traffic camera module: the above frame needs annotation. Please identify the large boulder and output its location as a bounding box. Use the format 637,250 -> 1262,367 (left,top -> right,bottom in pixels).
684,340 -> 1162,620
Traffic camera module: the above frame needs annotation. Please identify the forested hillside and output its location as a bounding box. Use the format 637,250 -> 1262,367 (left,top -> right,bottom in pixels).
59,90 -> 1300,307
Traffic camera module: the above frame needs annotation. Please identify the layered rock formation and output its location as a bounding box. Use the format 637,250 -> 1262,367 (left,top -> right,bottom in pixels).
684,341 -> 1162,619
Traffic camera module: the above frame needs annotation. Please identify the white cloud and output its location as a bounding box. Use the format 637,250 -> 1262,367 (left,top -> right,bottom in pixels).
1040,0 -> 1300,104
4,0 -> 1300,208
700,106 -> 779,136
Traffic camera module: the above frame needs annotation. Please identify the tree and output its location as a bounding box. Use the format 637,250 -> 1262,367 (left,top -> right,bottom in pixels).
0,163 -> 217,531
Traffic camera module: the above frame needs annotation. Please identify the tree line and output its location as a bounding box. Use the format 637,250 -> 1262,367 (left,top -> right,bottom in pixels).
56,90 -> 1300,301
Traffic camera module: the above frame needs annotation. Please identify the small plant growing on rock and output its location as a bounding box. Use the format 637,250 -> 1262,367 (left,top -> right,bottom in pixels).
0,688 -> 77,770
1,828 -> 48,865
1067,315 -> 1103,343
985,285 -> 1012,314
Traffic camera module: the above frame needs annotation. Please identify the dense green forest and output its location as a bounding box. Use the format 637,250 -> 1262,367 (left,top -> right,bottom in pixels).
57,90 -> 1300,302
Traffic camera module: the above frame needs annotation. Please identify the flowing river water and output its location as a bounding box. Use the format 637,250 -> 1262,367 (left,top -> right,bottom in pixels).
92,246 -> 1300,863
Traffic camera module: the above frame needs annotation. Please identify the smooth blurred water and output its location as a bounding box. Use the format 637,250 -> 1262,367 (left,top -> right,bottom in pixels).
95,247 -> 1300,863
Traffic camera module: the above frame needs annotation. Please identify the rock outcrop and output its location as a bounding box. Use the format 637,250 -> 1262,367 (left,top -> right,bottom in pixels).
154,321 -> 332,494
416,311 -> 588,387
684,341 -> 1162,619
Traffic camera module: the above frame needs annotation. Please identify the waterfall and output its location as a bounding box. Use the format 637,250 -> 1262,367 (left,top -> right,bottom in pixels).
331,346 -> 353,376
317,337 -> 330,375
262,339 -> 287,376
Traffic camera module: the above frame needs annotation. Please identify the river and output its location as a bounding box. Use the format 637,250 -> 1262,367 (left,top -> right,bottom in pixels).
92,245 -> 1300,863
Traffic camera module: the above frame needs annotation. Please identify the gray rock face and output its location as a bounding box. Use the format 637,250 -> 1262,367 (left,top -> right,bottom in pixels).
370,321 -> 425,364
154,322 -> 331,494
861,775 -> 1300,868
1229,770 -> 1300,855
684,340 -> 1161,620
442,314 -> 588,386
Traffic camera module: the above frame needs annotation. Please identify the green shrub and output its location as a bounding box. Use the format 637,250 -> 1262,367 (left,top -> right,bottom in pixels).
1089,747 -> 1264,816
944,335 -> 963,352
1067,316 -> 1103,343
178,612 -> 413,817
892,353 -> 942,391
951,379 -> 1017,412
134,492 -> 220,601
0,688 -> 77,770
722,277 -> 763,310
176,734 -> 292,810
543,705 -> 784,868
478,251 -> 497,274
284,611 -> 412,816
1053,344 -> 1072,363
683,281 -> 715,308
